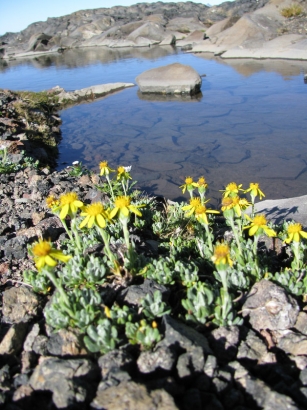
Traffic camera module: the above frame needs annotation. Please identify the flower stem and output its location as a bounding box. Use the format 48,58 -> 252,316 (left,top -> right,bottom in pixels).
203,223 -> 213,252
44,269 -> 74,316
97,226 -> 115,263
71,218 -> 82,251
60,218 -> 74,242
292,241 -> 301,270
228,217 -> 242,255
106,175 -> 115,201
121,218 -> 131,249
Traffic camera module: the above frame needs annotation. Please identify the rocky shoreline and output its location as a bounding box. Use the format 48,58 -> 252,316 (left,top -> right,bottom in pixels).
1,89 -> 307,409
1,0 -> 307,62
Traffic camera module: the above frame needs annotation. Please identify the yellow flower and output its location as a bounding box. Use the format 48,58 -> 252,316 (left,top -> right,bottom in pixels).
221,196 -> 242,217
245,183 -> 265,200
32,239 -> 72,271
196,176 -> 208,192
59,192 -> 84,219
117,166 -> 132,181
211,243 -> 233,268
46,195 -> 59,210
195,204 -> 220,225
239,198 -> 251,211
221,182 -> 243,198
109,196 -> 143,220
179,176 -> 197,194
152,321 -> 158,329
182,197 -> 202,216
284,223 -> 307,243
79,202 -> 109,229
99,161 -> 115,176
244,214 -> 276,237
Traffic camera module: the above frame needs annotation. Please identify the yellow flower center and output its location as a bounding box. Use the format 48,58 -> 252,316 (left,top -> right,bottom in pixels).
232,196 -> 240,205
250,183 -> 259,189
213,244 -> 230,261
198,177 -> 207,186
226,182 -> 238,192
190,197 -> 201,207
253,215 -> 267,226
99,161 -> 108,169
46,195 -> 57,208
117,166 -> 125,174
115,196 -> 130,208
288,223 -> 302,234
60,192 -> 78,205
195,205 -> 207,215
32,241 -> 51,257
185,177 -> 193,184
222,197 -> 233,207
85,203 -> 104,216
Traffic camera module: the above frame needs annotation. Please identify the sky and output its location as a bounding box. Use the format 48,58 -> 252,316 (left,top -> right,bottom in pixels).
0,0 -> 229,35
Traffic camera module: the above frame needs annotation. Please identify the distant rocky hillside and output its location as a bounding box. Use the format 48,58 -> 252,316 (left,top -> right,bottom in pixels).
0,0 -> 306,60
0,0 -> 268,57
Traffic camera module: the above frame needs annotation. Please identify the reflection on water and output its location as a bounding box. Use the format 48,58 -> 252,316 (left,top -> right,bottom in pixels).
1,46 -> 307,205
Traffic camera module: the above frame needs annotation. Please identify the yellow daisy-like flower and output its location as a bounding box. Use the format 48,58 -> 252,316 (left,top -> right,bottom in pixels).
117,166 -> 132,181
221,196 -> 242,217
244,214 -> 276,237
284,223 -> 307,243
245,183 -> 265,200
179,176 -> 197,194
182,197 -> 202,217
99,160 -> 115,177
109,196 -> 143,220
211,243 -> 233,268
79,202 -> 109,229
196,176 -> 208,192
221,182 -> 243,198
59,192 -> 84,220
32,239 -> 72,271
195,204 -> 220,225
46,195 -> 59,210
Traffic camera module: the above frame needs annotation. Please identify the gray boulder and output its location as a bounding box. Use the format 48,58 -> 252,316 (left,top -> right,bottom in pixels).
136,63 -> 202,95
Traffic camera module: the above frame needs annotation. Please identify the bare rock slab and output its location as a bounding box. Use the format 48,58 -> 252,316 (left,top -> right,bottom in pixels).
136,63 -> 202,95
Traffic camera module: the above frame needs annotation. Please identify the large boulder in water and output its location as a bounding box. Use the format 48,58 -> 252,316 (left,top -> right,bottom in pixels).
136,63 -> 202,95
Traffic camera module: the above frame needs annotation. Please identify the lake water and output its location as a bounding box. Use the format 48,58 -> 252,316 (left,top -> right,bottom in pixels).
1,46 -> 307,206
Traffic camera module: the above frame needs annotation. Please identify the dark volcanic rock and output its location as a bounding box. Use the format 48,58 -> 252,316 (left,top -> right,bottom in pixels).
91,380 -> 179,410
29,357 -> 99,408
242,280 -> 300,331
2,286 -> 43,324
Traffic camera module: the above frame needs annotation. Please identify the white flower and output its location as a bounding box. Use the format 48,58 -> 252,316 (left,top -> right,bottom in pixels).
123,166 -> 132,172
72,161 -> 79,165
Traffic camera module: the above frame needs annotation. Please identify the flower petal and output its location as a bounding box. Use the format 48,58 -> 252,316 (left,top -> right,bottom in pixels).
249,225 -> 259,236
50,250 -> 72,263
79,215 -> 90,229
45,255 -> 57,267
60,203 -> 69,220
96,214 -> 106,228
109,207 -> 118,219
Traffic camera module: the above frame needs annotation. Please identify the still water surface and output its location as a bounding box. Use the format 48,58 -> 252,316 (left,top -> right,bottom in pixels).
1,46 -> 307,205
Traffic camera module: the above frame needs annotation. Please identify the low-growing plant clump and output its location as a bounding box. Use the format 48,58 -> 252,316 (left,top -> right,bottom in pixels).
281,3 -> 303,18
23,162 -> 307,354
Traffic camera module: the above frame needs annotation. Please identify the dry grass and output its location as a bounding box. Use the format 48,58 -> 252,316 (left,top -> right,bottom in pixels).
281,3 -> 303,18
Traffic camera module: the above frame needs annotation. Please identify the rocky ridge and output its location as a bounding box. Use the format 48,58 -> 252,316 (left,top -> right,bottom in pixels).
2,0 -> 307,60
2,89 -> 307,409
